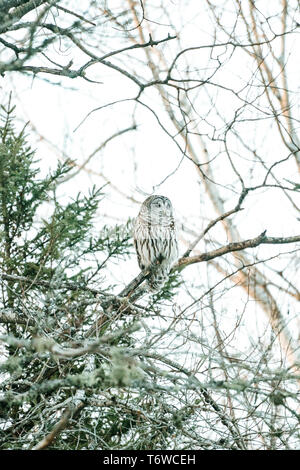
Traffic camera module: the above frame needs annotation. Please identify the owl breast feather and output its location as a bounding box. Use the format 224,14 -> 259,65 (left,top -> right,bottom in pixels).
134,220 -> 178,271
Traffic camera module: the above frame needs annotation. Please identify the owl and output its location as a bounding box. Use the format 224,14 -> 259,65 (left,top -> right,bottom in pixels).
133,195 -> 178,291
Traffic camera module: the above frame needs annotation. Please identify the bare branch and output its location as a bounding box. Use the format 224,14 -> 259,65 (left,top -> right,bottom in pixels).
177,232 -> 300,269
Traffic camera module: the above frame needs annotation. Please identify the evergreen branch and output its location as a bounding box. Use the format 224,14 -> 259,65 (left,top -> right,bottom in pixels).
0,272 -> 107,296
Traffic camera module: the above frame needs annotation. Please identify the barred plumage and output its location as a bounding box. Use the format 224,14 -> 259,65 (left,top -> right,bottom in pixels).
133,195 -> 178,291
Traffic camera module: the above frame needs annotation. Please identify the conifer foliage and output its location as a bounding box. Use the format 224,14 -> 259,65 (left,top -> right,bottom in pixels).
0,99 -> 148,450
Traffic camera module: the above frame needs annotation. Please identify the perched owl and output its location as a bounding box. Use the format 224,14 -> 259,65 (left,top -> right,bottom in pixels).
133,195 -> 178,291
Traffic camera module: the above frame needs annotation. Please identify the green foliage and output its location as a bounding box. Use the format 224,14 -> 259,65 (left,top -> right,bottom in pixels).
0,101 -> 144,450
149,271 -> 182,305
0,102 -> 68,242
0,99 -> 132,291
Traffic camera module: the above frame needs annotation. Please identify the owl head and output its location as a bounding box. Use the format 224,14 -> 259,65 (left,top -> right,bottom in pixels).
139,195 -> 174,224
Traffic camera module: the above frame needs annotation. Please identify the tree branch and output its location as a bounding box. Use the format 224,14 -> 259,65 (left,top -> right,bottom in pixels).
32,401 -> 85,450
176,232 -> 300,269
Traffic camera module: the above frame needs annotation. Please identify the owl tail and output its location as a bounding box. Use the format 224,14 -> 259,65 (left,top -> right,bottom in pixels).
147,268 -> 169,292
